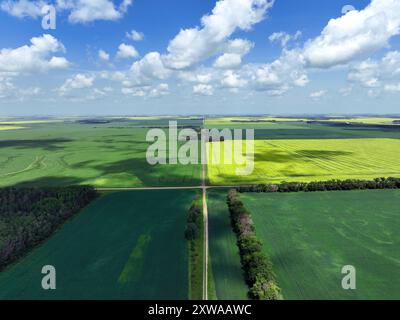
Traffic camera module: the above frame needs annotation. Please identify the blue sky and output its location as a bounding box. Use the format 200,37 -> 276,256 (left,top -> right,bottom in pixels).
0,0 -> 399,116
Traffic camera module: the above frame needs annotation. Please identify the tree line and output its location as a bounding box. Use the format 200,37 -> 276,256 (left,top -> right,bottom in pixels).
184,201 -> 203,300
235,177 -> 400,193
227,189 -> 282,300
185,203 -> 201,241
0,186 -> 98,270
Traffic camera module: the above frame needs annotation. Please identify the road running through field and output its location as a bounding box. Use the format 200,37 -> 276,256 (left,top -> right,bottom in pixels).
96,128 -> 237,300
97,177 -> 214,300
100,166 -> 212,299
97,186 -> 204,191
202,145 -> 209,300
97,185 -> 236,192
201,117 -> 209,300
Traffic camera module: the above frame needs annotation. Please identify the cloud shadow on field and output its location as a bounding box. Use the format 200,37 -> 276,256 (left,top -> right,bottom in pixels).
10,176 -> 86,188
1,152 -> 202,188
0,139 -> 73,151
2,157 -> 202,188
93,157 -> 202,187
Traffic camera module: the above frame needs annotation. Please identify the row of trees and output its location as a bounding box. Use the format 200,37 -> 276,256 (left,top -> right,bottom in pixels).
185,201 -> 203,300
236,177 -> 400,193
184,203 -> 201,241
227,190 -> 282,300
0,186 -> 98,270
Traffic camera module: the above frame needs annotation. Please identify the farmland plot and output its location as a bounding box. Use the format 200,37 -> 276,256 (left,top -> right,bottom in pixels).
208,139 -> 400,185
0,190 -> 194,300
241,190 -> 400,300
0,122 -> 201,188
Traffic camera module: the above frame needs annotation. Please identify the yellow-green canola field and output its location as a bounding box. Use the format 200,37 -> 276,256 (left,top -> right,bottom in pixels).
207,139 -> 400,185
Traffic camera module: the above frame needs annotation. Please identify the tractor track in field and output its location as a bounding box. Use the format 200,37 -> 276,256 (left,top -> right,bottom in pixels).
0,155 -> 46,177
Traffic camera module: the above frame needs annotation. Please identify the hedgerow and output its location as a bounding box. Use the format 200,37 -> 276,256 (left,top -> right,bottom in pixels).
227,189 -> 282,300
235,177 -> 400,193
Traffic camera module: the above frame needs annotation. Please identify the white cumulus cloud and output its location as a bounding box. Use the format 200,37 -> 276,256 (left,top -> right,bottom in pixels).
163,0 -> 274,69
250,48 -> 308,95
0,76 -> 15,98
384,83 -> 400,92
0,0 -> 46,18
149,83 -> 169,97
269,31 -> 301,47
1,0 -> 133,22
0,34 -> 69,74
59,73 -> 95,95
122,83 -> 169,98
348,51 -> 400,90
178,71 -> 213,84
128,52 -> 171,86
56,0 -> 132,23
303,0 -> 400,68
116,43 -> 139,59
310,90 -> 327,99
214,53 -> 242,69
214,38 -> 254,69
126,30 -> 144,41
193,84 -> 214,96
221,70 -> 247,88
98,49 -> 110,61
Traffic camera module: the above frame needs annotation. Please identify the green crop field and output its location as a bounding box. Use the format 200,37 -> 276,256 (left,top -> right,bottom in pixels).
0,121 -> 201,188
208,189 -> 248,300
0,189 -> 194,300
207,138 -> 400,185
240,189 -> 400,300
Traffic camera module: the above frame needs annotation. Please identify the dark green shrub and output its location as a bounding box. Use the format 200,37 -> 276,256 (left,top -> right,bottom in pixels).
184,222 -> 199,241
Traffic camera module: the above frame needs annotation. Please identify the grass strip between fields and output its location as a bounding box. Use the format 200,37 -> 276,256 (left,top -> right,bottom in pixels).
207,254 -> 218,300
